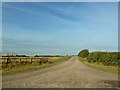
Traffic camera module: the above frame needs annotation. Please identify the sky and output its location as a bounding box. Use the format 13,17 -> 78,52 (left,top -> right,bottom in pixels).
2,2 -> 118,55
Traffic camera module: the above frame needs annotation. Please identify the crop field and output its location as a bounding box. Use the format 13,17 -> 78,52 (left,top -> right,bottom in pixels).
78,50 -> 119,73
1,56 -> 71,75
1,56 -> 60,69
87,52 -> 119,66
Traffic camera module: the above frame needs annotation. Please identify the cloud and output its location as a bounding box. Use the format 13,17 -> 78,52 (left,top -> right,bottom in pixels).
2,2 -> 118,55
2,2 -> 82,24
2,38 -> 80,55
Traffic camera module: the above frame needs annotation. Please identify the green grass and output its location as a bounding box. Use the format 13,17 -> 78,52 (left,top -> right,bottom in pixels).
2,56 -> 71,76
78,57 -> 118,74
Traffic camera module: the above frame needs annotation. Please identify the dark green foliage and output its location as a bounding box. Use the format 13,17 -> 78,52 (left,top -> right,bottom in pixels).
34,55 -> 61,57
34,55 -> 39,57
16,55 -> 27,57
78,49 -> 89,58
87,52 -> 119,66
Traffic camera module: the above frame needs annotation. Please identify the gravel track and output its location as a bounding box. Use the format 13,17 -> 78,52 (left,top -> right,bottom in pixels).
2,56 -> 118,88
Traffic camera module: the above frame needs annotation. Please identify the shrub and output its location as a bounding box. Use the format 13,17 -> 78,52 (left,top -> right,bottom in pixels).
87,52 -> 119,66
78,49 -> 89,58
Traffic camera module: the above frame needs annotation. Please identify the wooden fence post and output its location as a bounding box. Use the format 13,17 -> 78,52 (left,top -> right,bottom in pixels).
6,57 -> 10,64
31,58 -> 33,64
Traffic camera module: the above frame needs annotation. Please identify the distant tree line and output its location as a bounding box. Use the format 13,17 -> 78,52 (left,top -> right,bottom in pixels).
2,53 -> 28,57
2,55 -> 28,57
2,53 -> 63,57
78,49 -> 119,66
34,55 -> 62,57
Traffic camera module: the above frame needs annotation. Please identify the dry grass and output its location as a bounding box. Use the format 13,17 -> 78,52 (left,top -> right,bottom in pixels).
2,56 -> 71,76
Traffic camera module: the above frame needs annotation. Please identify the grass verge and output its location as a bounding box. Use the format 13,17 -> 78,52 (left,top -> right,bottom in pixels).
78,57 -> 118,74
2,56 -> 71,76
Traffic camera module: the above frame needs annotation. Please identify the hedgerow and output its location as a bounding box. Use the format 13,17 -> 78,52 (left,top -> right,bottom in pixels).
87,52 -> 119,66
78,50 -> 119,66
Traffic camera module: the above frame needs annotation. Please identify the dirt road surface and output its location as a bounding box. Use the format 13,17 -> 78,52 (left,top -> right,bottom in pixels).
2,57 -> 118,88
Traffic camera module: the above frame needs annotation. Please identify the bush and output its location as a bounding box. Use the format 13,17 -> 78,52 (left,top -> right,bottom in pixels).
78,49 -> 89,58
87,52 -> 119,66
34,55 -> 39,57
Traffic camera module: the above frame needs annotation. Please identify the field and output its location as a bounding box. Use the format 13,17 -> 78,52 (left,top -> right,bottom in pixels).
3,56 -> 118,88
87,52 -> 119,66
78,57 -> 118,73
77,50 -> 119,73
2,56 -> 71,75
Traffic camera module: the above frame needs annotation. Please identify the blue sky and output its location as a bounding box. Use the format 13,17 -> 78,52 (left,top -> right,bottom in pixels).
2,2 -> 118,55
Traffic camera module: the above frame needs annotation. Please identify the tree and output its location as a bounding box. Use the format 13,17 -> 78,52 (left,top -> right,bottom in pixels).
34,55 -> 39,57
78,49 -> 89,58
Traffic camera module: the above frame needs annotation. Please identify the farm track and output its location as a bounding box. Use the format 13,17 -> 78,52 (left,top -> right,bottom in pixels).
2,56 -> 118,88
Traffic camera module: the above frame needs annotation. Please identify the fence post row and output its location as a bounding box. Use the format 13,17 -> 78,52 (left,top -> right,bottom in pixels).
3,57 -> 49,65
